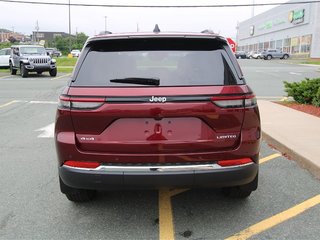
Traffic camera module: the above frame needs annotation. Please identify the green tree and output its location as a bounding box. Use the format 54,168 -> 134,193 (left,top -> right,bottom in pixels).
54,36 -> 69,54
53,32 -> 88,55
73,32 -> 88,49
0,42 -> 12,49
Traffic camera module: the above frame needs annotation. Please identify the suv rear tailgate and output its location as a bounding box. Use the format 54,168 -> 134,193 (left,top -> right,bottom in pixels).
68,85 -> 249,155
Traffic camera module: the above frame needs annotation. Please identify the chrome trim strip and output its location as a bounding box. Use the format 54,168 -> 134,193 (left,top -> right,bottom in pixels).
63,162 -> 253,172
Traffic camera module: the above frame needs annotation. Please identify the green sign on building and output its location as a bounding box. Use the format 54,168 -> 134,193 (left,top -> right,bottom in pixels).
289,9 -> 305,24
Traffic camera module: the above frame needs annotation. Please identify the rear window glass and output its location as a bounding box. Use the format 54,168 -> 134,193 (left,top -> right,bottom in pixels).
73,38 -> 238,87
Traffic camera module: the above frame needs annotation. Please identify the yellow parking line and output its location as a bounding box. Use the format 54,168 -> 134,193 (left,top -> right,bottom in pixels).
0,75 -> 10,79
225,194 -> 320,240
260,153 -> 282,164
0,100 -> 18,108
51,73 -> 71,80
158,188 -> 189,240
157,153 -> 282,240
159,189 -> 175,240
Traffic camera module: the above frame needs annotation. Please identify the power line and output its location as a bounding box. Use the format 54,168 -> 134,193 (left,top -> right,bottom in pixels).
0,0 -> 320,8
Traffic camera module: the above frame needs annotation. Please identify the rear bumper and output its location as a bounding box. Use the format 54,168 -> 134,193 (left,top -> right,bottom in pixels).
59,162 -> 258,190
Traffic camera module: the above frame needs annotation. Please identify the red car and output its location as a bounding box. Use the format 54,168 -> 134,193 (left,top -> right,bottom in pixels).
55,31 -> 261,202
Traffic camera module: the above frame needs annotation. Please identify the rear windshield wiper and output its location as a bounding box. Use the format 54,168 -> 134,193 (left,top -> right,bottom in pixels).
110,77 -> 160,86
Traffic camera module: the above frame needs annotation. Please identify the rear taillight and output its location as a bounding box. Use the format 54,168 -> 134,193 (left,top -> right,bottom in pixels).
64,160 -> 100,169
58,96 -> 71,109
58,96 -> 105,110
211,95 -> 257,108
217,158 -> 253,167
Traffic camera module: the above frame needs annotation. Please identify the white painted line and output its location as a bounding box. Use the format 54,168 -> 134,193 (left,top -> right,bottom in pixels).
28,101 -> 57,104
35,123 -> 55,138
289,72 -> 302,75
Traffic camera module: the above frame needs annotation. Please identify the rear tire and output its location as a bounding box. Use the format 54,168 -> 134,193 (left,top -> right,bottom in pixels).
59,177 -> 96,202
222,173 -> 258,199
267,55 -> 272,60
10,63 -> 17,75
20,64 -> 28,78
66,190 -> 96,202
222,187 -> 252,198
49,68 -> 57,77
283,54 -> 289,59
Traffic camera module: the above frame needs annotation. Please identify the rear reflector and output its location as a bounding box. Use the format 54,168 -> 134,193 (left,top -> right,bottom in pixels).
58,96 -> 105,110
217,158 -> 253,167
211,95 -> 257,108
64,160 -> 100,169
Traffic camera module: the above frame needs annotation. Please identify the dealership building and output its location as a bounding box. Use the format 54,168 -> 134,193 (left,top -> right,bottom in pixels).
237,0 -> 320,58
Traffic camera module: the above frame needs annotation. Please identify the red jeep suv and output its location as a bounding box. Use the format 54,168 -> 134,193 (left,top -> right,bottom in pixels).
55,31 -> 261,202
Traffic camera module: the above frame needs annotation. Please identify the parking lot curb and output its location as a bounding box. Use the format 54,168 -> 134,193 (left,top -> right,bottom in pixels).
262,131 -> 320,179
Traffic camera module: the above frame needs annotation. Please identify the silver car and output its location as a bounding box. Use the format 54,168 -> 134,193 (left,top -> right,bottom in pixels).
261,49 -> 290,60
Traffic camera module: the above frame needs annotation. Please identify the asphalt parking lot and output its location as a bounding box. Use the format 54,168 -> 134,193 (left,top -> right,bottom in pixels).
1,61 -> 320,240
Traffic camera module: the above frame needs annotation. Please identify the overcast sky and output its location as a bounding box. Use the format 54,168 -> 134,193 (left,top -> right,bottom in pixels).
0,0 -> 290,38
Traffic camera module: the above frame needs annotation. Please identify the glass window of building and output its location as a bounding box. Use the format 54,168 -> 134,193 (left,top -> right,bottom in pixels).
276,40 -> 283,51
291,37 -> 300,54
300,35 -> 312,53
270,41 -> 275,49
283,38 -> 291,53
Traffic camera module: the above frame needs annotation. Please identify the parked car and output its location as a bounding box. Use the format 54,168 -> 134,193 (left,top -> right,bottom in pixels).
70,49 -> 81,57
252,51 -> 263,59
0,48 -> 11,68
55,31 -> 260,202
261,49 -> 290,60
9,45 -> 57,77
46,48 -> 62,57
235,51 -> 247,59
246,51 -> 257,59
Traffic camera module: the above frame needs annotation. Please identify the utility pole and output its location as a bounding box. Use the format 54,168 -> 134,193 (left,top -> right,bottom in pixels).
104,16 -> 107,34
68,0 -> 72,53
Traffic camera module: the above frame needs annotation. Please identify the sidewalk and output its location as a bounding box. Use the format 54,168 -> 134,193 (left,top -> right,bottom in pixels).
258,100 -> 320,179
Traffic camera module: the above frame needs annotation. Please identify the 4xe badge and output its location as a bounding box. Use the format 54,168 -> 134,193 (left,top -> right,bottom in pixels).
149,96 -> 167,103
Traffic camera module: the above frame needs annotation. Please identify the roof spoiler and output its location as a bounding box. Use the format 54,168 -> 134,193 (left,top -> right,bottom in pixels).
201,29 -> 215,34
153,24 -> 161,33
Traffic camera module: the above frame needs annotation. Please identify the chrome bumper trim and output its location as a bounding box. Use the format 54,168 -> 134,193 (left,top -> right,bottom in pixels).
63,163 -> 253,172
